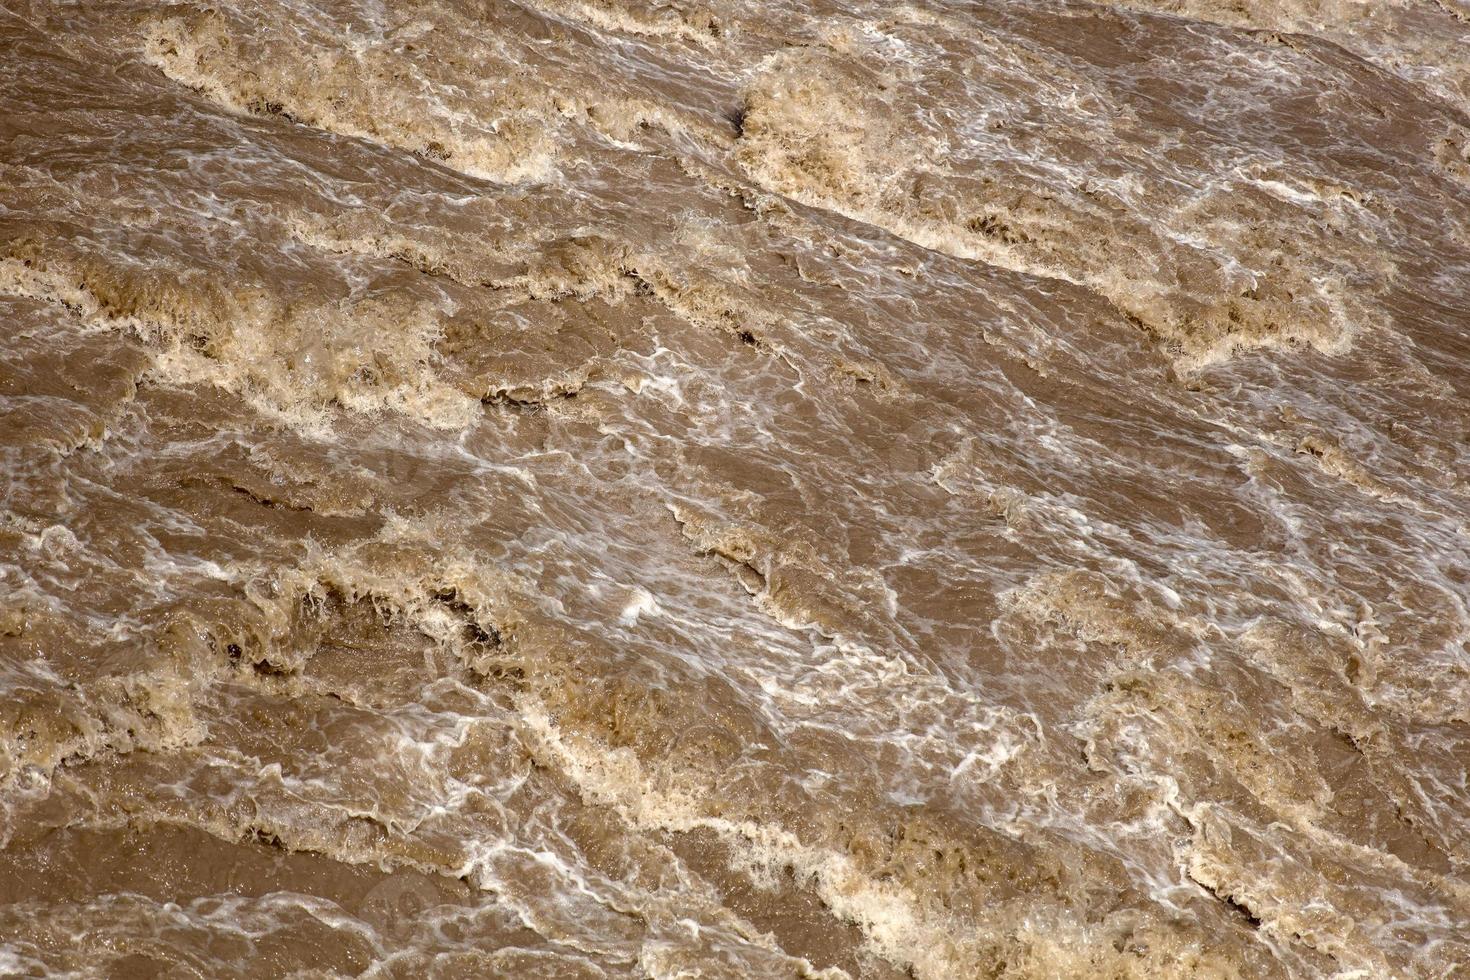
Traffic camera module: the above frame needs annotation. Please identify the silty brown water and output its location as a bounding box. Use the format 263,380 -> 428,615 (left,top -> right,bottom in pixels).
2,0 -> 1470,976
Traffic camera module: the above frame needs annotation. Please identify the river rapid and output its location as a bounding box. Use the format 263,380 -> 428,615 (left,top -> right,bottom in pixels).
3,1 -> 1470,977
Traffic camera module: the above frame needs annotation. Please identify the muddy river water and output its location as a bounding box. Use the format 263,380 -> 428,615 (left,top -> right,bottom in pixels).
3,1 -> 1470,976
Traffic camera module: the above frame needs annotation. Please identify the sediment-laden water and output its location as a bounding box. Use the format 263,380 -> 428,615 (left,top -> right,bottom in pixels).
3,1 -> 1470,976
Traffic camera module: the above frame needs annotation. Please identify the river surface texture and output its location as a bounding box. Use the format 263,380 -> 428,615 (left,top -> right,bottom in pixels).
3,1 -> 1470,977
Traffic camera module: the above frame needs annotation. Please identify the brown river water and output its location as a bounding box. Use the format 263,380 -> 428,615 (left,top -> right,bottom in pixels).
3,0 -> 1470,976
